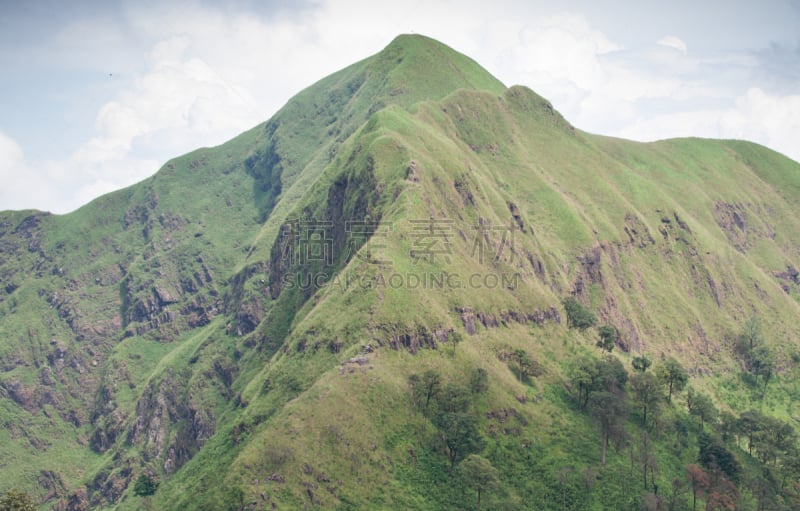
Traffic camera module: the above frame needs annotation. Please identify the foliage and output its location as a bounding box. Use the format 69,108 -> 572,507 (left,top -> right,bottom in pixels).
2,33 -> 800,511
512,349 -> 534,381
0,489 -> 36,511
409,370 -> 442,414
656,357 -> 688,403
133,473 -> 159,497
630,372 -> 661,427
588,390 -> 628,466
686,388 -> 718,427
433,411 -> 485,471
734,316 -> 775,393
459,454 -> 500,511
632,355 -> 652,373
697,432 -> 741,483
469,368 -> 489,395
596,325 -> 616,352
562,297 -> 597,330
447,330 -> 463,357
569,355 -> 627,411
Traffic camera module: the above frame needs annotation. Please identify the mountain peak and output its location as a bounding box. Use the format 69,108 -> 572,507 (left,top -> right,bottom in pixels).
365,33 -> 506,102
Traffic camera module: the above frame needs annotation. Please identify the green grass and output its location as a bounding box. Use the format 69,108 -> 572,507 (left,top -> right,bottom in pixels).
1,34 -> 800,510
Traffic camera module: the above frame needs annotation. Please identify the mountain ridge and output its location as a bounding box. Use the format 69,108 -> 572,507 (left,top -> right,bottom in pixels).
1,34 -> 800,511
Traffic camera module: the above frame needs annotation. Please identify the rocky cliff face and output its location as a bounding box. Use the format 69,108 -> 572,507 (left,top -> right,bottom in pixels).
1,34 -> 800,510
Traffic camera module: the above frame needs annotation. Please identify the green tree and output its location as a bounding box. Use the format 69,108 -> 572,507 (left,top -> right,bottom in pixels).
751,414 -> 797,466
448,330 -> 463,357
570,355 -> 598,411
409,370 -> 442,414
735,409 -> 765,455
433,412 -> 485,472
738,314 -> 763,352
469,367 -> 489,395
698,432 -> 740,483
630,372 -> 661,428
749,344 -> 774,395
460,454 -> 500,511
597,325 -> 616,352
735,315 -> 775,394
656,357 -> 688,403
686,388 -> 717,428
595,356 -> 628,393
632,355 -> 652,373
0,489 -> 37,511
133,473 -> 159,497
436,383 -> 471,414
563,296 -> 597,330
513,349 -> 533,382
570,355 -> 627,411
589,390 -> 628,466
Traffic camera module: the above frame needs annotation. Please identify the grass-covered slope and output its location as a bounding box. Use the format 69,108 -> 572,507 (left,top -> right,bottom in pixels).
2,34 -> 800,511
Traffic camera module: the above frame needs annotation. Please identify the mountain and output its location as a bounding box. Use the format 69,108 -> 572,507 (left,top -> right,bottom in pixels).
2,34 -> 800,510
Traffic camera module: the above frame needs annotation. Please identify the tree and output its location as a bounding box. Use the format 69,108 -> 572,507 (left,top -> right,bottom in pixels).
570,355 -> 627,412
657,357 -> 688,403
738,315 -> 763,352
469,367 -> 489,395
698,432 -> 740,483
434,412 -> 485,472
595,356 -> 628,394
666,477 -> 689,511
686,388 -> 717,428
597,325 -> 616,352
751,414 -> 797,466
436,383 -> 471,414
735,315 -> 775,394
685,464 -> 710,511
630,372 -> 661,428
133,473 -> 159,497
749,344 -> 774,395
589,390 -> 628,466
409,370 -> 442,414
563,296 -> 596,330
632,355 -> 652,373
513,349 -> 533,382
0,489 -> 37,511
460,454 -> 500,511
570,355 -> 599,411
448,330 -> 463,357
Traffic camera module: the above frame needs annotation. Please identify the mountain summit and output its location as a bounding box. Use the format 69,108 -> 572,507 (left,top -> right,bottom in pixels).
1,35 -> 800,510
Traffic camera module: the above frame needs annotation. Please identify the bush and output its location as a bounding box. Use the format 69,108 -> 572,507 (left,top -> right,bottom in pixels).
133,473 -> 159,497
563,297 -> 596,330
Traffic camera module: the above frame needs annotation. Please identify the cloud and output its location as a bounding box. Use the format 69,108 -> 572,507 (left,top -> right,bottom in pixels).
0,131 -> 56,212
618,87 -> 800,163
1,0 -> 798,213
657,35 -> 688,54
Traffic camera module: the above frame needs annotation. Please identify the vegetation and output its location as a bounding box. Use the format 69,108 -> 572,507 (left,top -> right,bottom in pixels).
0,490 -> 36,511
563,297 -> 597,330
459,454 -> 500,511
0,33 -> 800,511
133,474 -> 159,497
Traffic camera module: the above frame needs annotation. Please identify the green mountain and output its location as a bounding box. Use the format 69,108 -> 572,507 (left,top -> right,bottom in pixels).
2,34 -> 800,511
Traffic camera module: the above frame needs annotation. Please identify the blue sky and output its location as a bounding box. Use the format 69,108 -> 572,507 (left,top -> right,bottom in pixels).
1,0 -> 798,213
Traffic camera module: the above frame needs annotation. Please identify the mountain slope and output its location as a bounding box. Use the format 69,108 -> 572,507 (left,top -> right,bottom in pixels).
1,34 -> 800,511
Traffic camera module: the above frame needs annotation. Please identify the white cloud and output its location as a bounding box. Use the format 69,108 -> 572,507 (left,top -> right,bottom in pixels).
0,131 -> 57,212
1,1 -> 798,213
618,88 -> 800,163
657,35 -> 688,54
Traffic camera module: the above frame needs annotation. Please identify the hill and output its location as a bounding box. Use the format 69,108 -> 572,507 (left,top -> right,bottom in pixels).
1,34 -> 800,510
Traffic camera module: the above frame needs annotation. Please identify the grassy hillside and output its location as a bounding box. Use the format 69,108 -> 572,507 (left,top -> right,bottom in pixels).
1,34 -> 800,511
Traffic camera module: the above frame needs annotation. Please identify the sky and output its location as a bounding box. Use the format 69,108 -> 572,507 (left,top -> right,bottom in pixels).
1,0 -> 798,214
